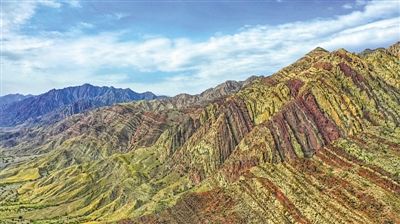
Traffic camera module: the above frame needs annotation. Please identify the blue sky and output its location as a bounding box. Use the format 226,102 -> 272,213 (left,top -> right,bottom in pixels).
1,0 -> 400,96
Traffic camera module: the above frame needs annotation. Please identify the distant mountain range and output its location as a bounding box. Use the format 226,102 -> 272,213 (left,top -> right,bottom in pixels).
0,84 -> 159,126
0,79 -> 253,127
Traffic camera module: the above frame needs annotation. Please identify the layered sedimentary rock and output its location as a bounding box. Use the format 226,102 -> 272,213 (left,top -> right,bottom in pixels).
0,43 -> 399,223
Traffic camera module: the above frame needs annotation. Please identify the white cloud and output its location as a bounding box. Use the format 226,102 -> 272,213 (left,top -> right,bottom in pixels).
0,0 -> 64,34
1,0 -> 399,96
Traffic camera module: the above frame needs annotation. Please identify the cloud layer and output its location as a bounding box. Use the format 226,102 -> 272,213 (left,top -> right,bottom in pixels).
1,0 -> 399,96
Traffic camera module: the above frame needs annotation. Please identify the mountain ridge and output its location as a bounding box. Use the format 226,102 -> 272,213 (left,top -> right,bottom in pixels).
0,84 -> 159,127
0,93 -> 33,107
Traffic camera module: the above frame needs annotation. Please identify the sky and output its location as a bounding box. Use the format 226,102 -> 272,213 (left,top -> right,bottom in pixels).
1,0 -> 399,96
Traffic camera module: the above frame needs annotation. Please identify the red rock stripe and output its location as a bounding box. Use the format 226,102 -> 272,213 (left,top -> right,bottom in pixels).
355,133 -> 400,153
357,167 -> 400,194
316,147 -> 353,169
327,146 -> 400,193
245,173 -> 311,224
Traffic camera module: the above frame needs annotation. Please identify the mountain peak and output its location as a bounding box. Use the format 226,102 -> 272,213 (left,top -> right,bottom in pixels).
308,46 -> 329,54
306,47 -> 329,58
335,48 -> 350,54
81,83 -> 94,87
314,46 -> 328,52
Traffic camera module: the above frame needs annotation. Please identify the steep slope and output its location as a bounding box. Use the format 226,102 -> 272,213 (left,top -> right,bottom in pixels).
0,43 -> 399,223
134,43 -> 400,223
0,84 -> 159,127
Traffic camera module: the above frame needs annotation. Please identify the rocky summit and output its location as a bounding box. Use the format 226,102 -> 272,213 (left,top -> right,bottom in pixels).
0,42 -> 399,223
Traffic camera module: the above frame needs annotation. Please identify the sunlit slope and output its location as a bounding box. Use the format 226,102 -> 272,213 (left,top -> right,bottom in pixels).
138,126 -> 399,223
0,42 -> 399,223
